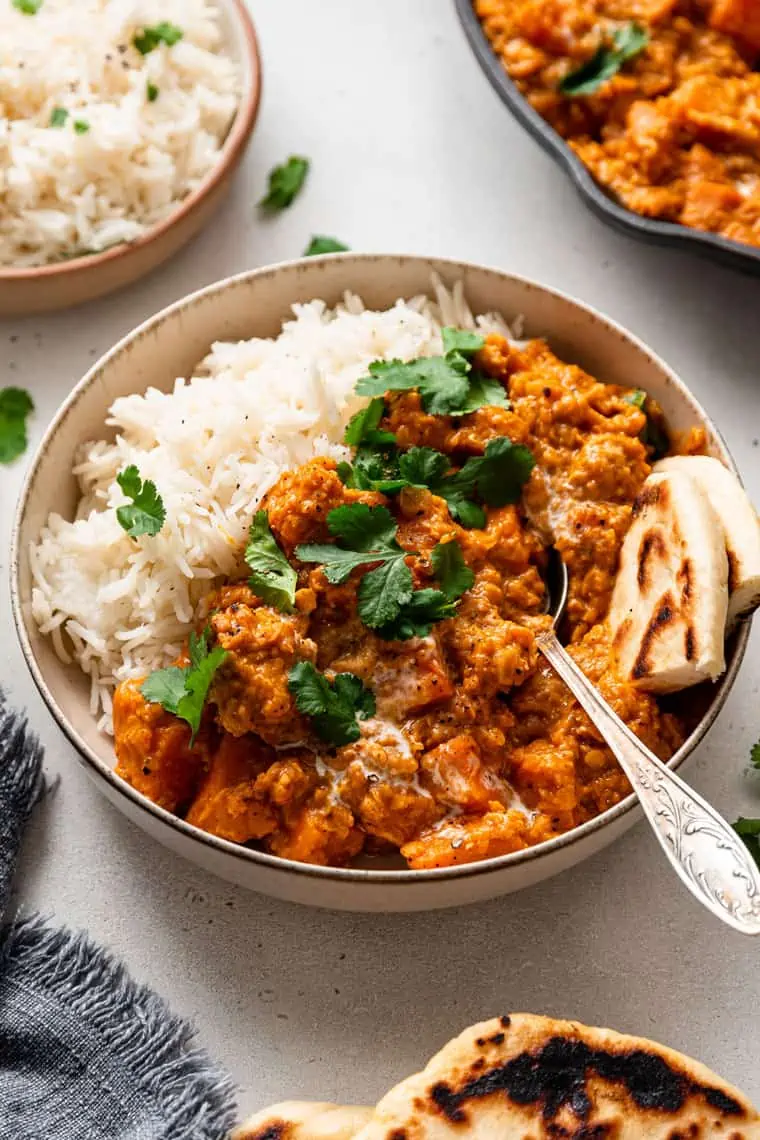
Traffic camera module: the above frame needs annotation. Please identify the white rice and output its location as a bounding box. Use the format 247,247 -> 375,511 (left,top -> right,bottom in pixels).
0,0 -> 240,266
30,279 -> 515,733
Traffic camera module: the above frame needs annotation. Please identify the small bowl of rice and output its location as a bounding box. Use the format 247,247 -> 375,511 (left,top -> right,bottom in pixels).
0,0 -> 261,315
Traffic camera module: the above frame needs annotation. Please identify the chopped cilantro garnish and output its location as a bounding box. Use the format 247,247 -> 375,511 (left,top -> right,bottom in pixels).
115,465 -> 166,537
74,119 -> 90,134
288,661 -> 375,747
259,156 -> 310,212
355,329 -> 509,417
625,389 -> 669,459
0,387 -> 34,465
304,235 -> 349,256
374,588 -> 458,641
244,510 -> 297,612
13,0 -> 43,13
432,540 -> 475,600
49,107 -> 68,128
141,627 -> 227,744
559,22 -> 649,97
343,398 -> 394,448
733,817 -> 760,869
146,82 -> 160,102
752,739 -> 760,769
423,437 -> 535,528
296,503 -> 414,628
133,22 -> 183,54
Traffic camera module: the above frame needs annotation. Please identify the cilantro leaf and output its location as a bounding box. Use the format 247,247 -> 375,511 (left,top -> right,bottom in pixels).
50,107 -> 68,127
259,156 -> 309,211
133,22 -> 183,55
442,494 -> 486,529
13,0 -> 43,13
432,540 -> 475,600
397,447 -> 450,487
0,387 -> 34,464
245,510 -> 297,612
74,119 -> 90,134
559,22 -> 649,97
357,557 -> 414,628
288,661 -> 375,747
337,446 -> 406,494
344,398 -> 394,447
625,389 -> 669,459
296,505 -> 403,585
356,355 -> 471,416
146,81 -> 160,102
116,465 -> 166,537
441,327 -> 485,356
750,739 -> 760,769
374,588 -> 458,641
472,436 -> 537,505
305,235 -> 349,256
140,627 -> 227,744
450,372 -> 510,416
140,666 -> 188,714
733,818 -> 760,869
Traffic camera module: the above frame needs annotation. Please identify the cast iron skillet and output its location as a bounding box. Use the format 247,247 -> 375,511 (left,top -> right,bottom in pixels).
455,0 -> 760,276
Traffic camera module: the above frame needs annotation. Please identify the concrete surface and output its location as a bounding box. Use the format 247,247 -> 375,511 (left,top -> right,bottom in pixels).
1,0 -> 759,1123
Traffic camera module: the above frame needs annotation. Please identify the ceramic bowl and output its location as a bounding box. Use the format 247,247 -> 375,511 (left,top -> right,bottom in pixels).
11,254 -> 751,912
0,0 -> 261,317
455,0 -> 760,276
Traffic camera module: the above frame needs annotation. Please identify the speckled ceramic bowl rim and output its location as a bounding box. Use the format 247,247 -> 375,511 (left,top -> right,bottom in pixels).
11,254 -> 751,888
454,0 -> 760,276
0,0 -> 261,283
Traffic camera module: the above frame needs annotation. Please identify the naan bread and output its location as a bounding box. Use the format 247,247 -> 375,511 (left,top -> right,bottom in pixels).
355,1014 -> 760,1139
234,1101 -> 373,1140
239,1015 -> 759,1140
608,469 -> 728,692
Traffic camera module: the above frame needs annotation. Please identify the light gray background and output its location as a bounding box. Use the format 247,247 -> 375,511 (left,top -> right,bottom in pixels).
2,0 -> 759,1123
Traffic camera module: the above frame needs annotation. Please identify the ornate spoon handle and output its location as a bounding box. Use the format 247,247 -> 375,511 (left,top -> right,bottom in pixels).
537,630 -> 760,935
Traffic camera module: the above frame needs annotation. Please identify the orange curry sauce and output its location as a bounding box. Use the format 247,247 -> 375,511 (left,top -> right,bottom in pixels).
476,0 -> 760,248
113,334 -> 695,870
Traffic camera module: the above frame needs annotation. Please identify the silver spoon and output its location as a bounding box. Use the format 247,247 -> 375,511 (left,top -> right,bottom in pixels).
540,550 -> 760,935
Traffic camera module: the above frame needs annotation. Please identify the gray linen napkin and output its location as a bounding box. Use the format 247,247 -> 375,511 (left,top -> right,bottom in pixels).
0,691 -> 237,1140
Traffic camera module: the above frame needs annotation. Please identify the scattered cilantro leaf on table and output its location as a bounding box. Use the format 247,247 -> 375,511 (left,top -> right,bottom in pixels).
751,740 -> 760,769
13,0 -> 43,13
116,465 -> 166,537
0,387 -> 34,464
559,22 -> 649,97
355,327 -> 509,417
133,22 -> 183,55
245,510 -> 297,612
733,818 -> 760,869
259,156 -> 310,211
288,661 -> 375,747
305,235 -> 349,256
141,627 -> 227,743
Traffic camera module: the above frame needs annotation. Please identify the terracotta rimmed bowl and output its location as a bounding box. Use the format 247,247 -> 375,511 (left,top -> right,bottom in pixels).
0,0 -> 261,318
454,0 -> 760,277
11,254 -> 752,912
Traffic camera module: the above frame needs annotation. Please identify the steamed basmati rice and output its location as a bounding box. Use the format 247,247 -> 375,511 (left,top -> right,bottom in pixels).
30,279 -> 515,733
0,0 -> 240,267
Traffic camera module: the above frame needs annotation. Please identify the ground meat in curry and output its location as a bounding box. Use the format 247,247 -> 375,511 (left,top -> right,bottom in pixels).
476,0 -> 760,249
113,333 -> 688,870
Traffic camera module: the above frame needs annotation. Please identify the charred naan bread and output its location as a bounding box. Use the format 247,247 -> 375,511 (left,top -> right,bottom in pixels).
608,469 -> 728,692
238,1015 -> 759,1139
234,1101 -> 373,1140
654,455 -> 760,631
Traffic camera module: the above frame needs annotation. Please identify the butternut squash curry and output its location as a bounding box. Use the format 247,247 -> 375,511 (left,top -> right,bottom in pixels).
475,0 -> 760,249
113,329 -> 692,869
